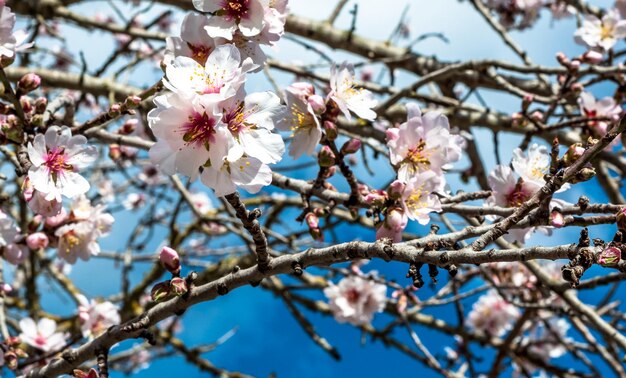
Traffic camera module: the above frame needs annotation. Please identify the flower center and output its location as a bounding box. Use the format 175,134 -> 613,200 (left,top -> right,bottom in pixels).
44,148 -> 72,181
600,24 -> 614,40
220,0 -> 251,21
62,231 -> 81,253
405,140 -> 430,171
223,102 -> 247,135
34,334 -> 48,347
181,112 -> 218,147
346,288 -> 361,304
506,182 -> 531,207
289,104 -> 316,134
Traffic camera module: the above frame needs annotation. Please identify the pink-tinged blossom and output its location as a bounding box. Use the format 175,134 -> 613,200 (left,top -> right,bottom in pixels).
193,0 -> 266,40
324,275 -> 387,326
55,196 -> 114,264
575,10 -> 626,51
55,222 -> 99,264
578,91 -> 623,136
19,317 -> 67,353
399,171 -> 443,225
77,295 -> 120,339
387,104 -> 465,181
487,165 -> 540,209
27,126 -> 97,202
148,92 -> 231,179
278,87 -> 322,159
514,317 -> 570,375
164,44 -> 247,100
466,290 -> 519,337
329,62 -> 377,121
164,13 -> 216,66
0,3 -> 33,59
485,0 -> 542,30
190,191 -> 215,214
220,90 -> 286,164
200,155 -> 272,197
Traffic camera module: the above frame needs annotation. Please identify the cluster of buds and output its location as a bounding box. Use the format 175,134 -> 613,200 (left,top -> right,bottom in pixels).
16,73 -> 41,95
152,247 -> 188,302
556,52 -> 581,72
0,74 -> 49,143
0,337 -> 28,370
151,277 -> 188,303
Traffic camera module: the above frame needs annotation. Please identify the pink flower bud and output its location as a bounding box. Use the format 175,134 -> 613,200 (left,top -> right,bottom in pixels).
159,246 -> 181,275
569,60 -> 581,70
555,52 -> 569,66
530,111 -> 544,121
522,94 -> 534,111
305,212 -> 319,229
388,180 -> 406,199
17,73 -> 41,93
170,277 -> 188,296
126,95 -> 142,106
582,50 -> 604,64
307,94 -> 326,115
550,209 -> 565,228
318,146 -> 335,167
108,103 -> 121,116
324,120 -> 338,141
26,232 -> 49,250
341,139 -> 361,155
109,144 -> 122,160
598,246 -> 621,267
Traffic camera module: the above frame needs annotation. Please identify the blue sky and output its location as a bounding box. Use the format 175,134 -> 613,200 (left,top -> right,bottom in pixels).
12,0 -> 626,377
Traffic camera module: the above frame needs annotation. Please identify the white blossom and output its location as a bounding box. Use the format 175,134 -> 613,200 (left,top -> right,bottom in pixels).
324,275 -> 387,325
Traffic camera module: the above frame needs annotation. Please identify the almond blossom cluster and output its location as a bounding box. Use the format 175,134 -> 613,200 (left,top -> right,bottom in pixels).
280,62 -> 377,159
150,3 -> 290,196
486,143 -> 569,244
166,0 -> 287,72
375,104 -> 465,242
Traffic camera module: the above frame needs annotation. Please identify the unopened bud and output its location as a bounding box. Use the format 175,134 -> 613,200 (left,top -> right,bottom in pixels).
26,232 -> 49,250
159,246 -> 181,275
341,139 -> 361,155
550,209 -> 565,228
125,95 -> 142,108
170,277 -> 188,296
563,143 -> 585,166
556,52 -> 570,66
388,180 -> 406,200
570,165 -> 596,183
318,146 -> 335,167
109,144 -> 121,160
34,97 -> 47,114
305,212 -> 319,229
17,73 -> 41,94
522,94 -> 534,112
581,50 -> 604,64
108,103 -> 121,117
598,246 -> 621,267
151,281 -> 171,302
323,120 -> 338,141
